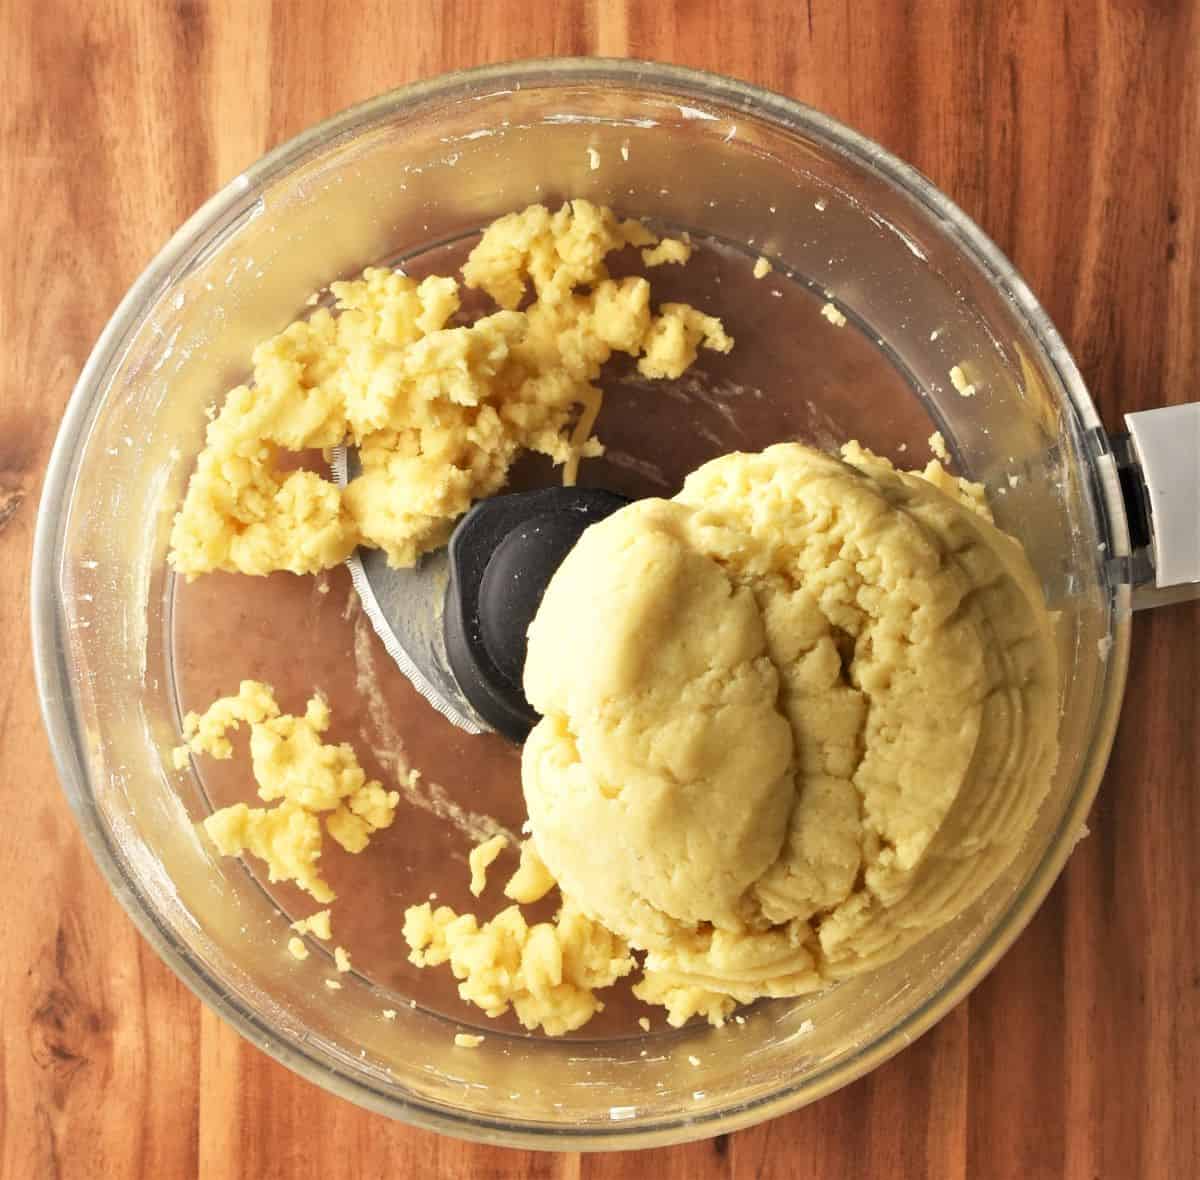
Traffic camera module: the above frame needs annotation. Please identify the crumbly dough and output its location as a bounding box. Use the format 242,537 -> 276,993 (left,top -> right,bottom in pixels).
820,301 -> 847,327
291,909 -> 332,940
522,442 -> 1058,1025
641,237 -> 692,267
949,363 -> 977,397
403,897 -> 634,1035
183,681 -> 399,902
168,202 -> 731,578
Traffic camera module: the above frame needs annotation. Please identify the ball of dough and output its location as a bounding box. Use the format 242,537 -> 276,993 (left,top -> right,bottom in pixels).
521,443 -> 1058,1020
522,498 -> 796,946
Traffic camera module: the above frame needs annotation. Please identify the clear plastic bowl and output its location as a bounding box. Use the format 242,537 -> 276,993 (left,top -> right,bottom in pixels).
32,60 -> 1132,1148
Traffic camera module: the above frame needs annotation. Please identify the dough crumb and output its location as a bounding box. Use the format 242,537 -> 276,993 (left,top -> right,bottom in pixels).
638,1017 -> 651,1032
928,431 -> 950,462
752,256 -> 772,279
949,364 -> 977,397
587,147 -> 600,170
382,1009 -> 397,1020
455,1033 -> 485,1048
642,237 -> 693,267
334,946 -> 352,973
468,833 -> 509,897
287,937 -> 309,961
291,909 -> 332,940
171,745 -> 190,771
189,682 -> 399,902
687,1055 -> 701,1067
504,840 -> 557,903
638,304 -> 733,379
820,301 -> 847,327
402,899 -> 633,1036
324,979 -> 342,990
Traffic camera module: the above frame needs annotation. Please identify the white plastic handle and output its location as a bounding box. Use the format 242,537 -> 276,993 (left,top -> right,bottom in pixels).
1124,403 -> 1200,602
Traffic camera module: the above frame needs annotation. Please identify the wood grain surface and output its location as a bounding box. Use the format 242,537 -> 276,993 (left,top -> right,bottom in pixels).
2,1 -> 1198,1177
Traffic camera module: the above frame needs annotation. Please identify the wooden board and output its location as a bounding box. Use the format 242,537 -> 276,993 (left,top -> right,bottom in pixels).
1,1 -> 1197,1176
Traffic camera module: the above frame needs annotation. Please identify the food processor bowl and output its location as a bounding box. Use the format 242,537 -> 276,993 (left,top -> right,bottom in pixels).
33,60 -> 1141,1148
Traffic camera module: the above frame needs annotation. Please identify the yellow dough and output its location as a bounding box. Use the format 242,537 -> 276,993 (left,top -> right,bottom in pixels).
504,840 -> 557,904
403,898 -> 634,1036
468,833 -> 508,897
182,680 -> 399,902
521,442 -> 1059,1025
169,201 -> 731,576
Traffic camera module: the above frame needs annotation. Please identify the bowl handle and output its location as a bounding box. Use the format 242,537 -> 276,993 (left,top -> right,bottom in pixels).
1111,403 -> 1200,609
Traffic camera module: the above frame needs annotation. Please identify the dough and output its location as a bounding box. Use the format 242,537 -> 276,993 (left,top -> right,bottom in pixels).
169,202 -> 731,576
290,909 -> 332,940
522,497 -> 796,944
504,840 -> 556,904
468,833 -> 508,897
403,898 -> 634,1036
182,681 -> 399,902
522,442 -> 1059,1025
641,237 -> 692,267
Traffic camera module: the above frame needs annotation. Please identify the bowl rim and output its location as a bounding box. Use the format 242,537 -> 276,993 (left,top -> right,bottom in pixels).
31,56 -> 1132,1149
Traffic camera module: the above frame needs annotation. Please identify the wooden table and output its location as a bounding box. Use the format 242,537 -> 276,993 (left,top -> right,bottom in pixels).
3,2 -> 1197,1176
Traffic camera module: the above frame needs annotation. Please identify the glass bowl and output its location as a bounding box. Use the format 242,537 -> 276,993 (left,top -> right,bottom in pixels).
32,59 -> 1131,1148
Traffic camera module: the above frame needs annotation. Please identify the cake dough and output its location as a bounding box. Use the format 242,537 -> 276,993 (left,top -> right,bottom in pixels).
521,442 -> 1059,1025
